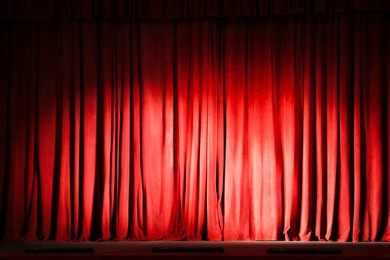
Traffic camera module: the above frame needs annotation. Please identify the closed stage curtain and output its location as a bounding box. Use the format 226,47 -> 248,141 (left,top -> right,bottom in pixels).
0,4 -> 390,242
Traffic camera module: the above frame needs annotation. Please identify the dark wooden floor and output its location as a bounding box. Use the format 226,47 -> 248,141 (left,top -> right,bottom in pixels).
1,241 -> 390,259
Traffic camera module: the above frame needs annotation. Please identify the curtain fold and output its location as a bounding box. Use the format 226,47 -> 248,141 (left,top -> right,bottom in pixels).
0,12 -> 390,241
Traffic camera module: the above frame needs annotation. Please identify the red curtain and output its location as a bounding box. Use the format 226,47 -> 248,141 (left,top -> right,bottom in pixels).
1,1 -> 390,242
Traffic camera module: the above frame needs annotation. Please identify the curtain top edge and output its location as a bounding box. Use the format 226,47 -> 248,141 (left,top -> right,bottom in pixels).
0,0 -> 389,22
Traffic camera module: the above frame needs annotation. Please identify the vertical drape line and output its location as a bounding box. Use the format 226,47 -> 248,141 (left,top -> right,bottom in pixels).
35,22 -> 46,241
136,18 -> 146,237
220,17 -> 227,240
269,16 -> 284,240
21,23 -> 39,241
111,20 -> 119,239
352,13 -> 363,242
382,14 -> 390,240
337,13 -> 353,242
170,18 -> 184,239
379,14 -> 390,240
48,22 -> 64,240
77,20 -> 84,240
314,15 -> 328,240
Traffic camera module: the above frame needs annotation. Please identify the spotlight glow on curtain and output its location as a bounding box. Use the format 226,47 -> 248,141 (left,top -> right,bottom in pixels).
0,2 -> 390,242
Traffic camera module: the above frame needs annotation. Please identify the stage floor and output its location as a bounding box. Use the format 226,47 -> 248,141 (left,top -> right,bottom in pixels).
1,241 -> 390,259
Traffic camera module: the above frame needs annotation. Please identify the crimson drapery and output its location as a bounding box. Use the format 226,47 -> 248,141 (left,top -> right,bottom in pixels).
0,1 -> 390,242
